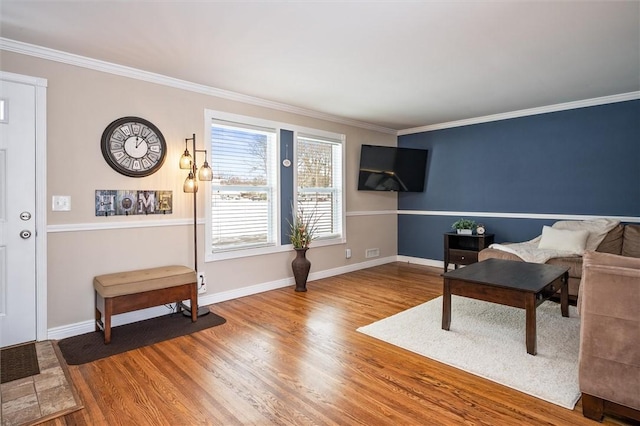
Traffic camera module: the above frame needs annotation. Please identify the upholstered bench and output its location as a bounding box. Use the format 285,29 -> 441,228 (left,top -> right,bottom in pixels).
94,265 -> 197,344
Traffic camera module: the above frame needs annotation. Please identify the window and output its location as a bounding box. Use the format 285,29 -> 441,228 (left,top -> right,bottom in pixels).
296,133 -> 344,242
209,119 -> 278,254
205,110 -> 345,261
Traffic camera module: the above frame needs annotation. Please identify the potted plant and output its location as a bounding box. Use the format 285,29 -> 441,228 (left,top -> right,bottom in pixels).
452,218 -> 476,235
288,204 -> 321,292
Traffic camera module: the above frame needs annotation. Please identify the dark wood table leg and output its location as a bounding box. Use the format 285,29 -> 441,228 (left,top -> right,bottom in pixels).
561,271 -> 569,317
525,293 -> 536,355
442,278 -> 451,330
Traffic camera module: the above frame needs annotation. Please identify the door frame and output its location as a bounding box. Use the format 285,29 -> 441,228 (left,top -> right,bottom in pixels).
1,71 -> 48,342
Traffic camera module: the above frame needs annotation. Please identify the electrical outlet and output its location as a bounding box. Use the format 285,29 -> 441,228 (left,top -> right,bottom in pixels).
198,273 -> 207,294
345,248 -> 352,259
52,195 -> 71,211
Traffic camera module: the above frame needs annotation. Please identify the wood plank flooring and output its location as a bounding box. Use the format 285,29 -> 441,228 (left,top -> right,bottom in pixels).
45,262 -> 634,425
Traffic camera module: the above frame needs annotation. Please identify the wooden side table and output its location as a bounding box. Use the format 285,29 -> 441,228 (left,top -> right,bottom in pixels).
443,232 -> 495,273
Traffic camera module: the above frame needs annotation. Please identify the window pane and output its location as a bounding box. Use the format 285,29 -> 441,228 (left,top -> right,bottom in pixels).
298,192 -> 338,236
297,134 -> 343,240
213,123 -> 272,186
210,121 -> 277,252
211,191 -> 272,250
298,138 -> 334,189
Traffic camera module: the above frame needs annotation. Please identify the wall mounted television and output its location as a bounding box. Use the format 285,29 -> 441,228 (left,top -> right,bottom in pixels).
357,144 -> 428,192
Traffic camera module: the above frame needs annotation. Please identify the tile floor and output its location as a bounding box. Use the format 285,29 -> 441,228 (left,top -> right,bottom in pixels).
1,341 -> 79,426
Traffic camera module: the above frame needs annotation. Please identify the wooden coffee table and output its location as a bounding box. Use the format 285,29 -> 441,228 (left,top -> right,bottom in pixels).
442,258 -> 569,355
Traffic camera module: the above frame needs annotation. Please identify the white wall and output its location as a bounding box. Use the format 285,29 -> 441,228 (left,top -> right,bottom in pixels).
1,51 -> 399,334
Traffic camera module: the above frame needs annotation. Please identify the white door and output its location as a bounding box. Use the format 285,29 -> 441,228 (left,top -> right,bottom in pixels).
0,79 -> 37,347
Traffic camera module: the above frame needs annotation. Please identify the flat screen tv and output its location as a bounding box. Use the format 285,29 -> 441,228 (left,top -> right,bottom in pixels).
358,144 -> 428,192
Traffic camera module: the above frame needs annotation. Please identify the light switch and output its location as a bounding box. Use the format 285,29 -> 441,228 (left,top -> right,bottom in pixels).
52,195 -> 71,211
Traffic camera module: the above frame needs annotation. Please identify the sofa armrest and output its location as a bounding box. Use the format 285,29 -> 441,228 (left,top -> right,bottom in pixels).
579,253 -> 640,412
478,247 -> 524,262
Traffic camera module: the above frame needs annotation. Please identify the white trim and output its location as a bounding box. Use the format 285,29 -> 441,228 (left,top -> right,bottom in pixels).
398,210 -> 640,223
2,39 -> 637,138
398,92 -> 640,135
44,210 -> 640,235
34,76 -> 47,342
47,217 -> 196,233
347,210 -> 397,217
294,126 -> 346,248
0,70 -> 48,88
48,256 -> 397,340
209,244 -> 292,262
0,37 -> 396,135
204,110 -> 282,263
397,255 -> 446,270
48,304 -> 177,340
208,236 -> 348,262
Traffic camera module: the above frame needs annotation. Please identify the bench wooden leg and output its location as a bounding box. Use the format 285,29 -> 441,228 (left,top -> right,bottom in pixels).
190,285 -> 198,323
95,307 -> 101,332
104,298 -> 113,344
95,291 -> 100,332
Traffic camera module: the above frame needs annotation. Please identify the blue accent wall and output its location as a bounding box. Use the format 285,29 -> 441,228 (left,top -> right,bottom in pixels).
398,100 -> 640,261
280,130 -> 294,244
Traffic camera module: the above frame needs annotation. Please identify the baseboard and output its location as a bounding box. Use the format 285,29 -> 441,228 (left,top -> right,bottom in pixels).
397,255 -> 449,270
47,256 -> 400,341
47,305 -> 180,340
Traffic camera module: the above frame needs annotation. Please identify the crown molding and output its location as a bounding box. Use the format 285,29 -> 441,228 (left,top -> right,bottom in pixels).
398,91 -> 640,136
0,37 -> 397,135
3,38 -> 636,138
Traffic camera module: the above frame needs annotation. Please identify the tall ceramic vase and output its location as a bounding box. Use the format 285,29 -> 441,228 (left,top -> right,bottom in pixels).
292,247 -> 311,292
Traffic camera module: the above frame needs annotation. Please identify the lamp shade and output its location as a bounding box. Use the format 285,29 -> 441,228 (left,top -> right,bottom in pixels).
183,172 -> 198,193
198,161 -> 213,181
179,150 -> 192,169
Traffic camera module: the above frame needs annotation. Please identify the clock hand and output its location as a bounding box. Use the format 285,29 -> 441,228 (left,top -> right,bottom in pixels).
135,136 -> 142,148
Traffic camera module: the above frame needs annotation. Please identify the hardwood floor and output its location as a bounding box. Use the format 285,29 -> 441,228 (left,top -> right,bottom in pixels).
45,262 -> 634,425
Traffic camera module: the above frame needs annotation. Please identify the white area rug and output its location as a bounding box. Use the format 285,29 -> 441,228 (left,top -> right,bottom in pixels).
357,296 -> 581,409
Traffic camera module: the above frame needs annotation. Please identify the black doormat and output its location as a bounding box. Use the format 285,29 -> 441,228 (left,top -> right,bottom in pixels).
58,311 -> 226,365
1,342 -> 40,384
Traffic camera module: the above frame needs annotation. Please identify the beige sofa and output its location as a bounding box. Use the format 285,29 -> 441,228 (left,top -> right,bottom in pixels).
579,251 -> 640,422
478,224 -> 640,301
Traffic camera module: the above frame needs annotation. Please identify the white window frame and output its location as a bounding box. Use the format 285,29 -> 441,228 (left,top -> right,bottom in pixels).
204,110 -> 346,262
205,110 -> 284,261
293,129 -> 346,247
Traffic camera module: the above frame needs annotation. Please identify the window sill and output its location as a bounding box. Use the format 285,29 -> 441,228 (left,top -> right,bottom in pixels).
206,236 -> 346,262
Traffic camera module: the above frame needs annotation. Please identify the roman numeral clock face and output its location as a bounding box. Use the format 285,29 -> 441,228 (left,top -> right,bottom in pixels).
101,117 -> 167,177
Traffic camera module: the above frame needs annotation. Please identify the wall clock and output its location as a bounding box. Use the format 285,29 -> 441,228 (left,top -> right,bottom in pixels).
101,116 -> 167,177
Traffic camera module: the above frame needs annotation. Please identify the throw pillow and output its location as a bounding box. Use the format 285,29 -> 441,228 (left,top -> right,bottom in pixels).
538,226 -> 589,254
551,218 -> 620,251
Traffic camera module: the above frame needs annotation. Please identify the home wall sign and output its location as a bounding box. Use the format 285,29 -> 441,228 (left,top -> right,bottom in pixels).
95,190 -> 172,216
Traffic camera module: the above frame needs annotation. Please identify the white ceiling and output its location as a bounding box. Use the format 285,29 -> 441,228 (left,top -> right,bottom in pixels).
1,1 -> 638,132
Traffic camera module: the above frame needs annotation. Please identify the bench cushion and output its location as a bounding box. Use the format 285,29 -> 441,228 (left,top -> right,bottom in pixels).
94,265 -> 196,298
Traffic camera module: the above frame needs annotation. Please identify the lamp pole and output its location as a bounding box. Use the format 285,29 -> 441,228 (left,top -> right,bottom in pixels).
190,134 -> 198,275
181,133 -> 211,317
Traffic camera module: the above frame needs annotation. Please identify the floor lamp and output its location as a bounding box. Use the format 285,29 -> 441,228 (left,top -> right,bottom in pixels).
179,133 -> 211,317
